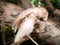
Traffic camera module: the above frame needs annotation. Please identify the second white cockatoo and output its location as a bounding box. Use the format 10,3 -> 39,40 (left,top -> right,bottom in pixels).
12,6 -> 48,45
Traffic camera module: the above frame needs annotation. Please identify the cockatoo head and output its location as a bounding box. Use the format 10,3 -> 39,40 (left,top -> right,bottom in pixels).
33,6 -> 48,21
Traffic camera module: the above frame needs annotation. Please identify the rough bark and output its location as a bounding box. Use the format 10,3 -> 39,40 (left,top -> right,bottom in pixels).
20,0 -> 32,9
41,21 -> 60,45
0,2 -> 24,26
0,1 -> 60,45
0,1 -> 60,37
42,0 -> 60,17
0,11 -> 6,45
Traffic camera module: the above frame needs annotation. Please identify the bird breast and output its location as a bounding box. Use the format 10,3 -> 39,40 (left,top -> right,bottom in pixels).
18,18 -> 35,36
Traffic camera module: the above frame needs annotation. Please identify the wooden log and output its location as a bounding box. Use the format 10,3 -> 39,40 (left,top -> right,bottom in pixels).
42,0 -> 60,17
0,2 -> 24,26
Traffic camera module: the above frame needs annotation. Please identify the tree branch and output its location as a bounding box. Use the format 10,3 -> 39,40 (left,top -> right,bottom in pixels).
42,0 -> 60,17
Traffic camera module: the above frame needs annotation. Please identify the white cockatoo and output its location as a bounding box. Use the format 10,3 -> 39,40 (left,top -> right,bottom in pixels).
12,6 -> 48,45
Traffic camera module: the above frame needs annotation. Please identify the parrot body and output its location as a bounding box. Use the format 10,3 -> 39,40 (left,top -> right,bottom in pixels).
14,17 -> 36,43
12,6 -> 48,45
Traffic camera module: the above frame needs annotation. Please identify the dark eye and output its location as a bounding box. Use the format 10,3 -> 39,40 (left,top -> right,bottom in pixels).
0,11 -> 3,15
39,18 -> 43,21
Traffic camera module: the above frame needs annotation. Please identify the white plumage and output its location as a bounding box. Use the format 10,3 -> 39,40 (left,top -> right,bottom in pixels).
12,6 -> 48,45
14,15 -> 36,43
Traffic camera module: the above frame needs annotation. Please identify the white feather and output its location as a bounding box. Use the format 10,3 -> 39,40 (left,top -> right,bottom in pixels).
14,15 -> 36,43
13,7 -> 48,44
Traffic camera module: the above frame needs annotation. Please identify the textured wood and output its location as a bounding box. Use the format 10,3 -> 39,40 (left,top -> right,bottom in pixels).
1,12 -> 6,45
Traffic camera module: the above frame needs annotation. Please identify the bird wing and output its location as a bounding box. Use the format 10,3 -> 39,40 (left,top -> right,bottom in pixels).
12,8 -> 33,32
14,18 -> 35,43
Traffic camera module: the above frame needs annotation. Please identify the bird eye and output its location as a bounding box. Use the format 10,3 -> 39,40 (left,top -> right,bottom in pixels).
39,18 -> 43,21
0,11 -> 3,15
